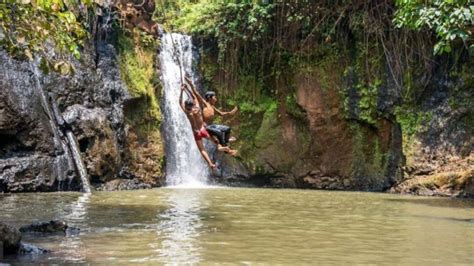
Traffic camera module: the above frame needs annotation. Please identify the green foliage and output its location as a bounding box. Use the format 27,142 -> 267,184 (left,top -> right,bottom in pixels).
447,62 -> 474,132
0,0 -> 91,63
357,79 -> 381,125
156,0 -> 277,67
232,93 -> 277,146
117,32 -> 161,124
285,93 -> 306,119
350,123 -> 387,190
226,74 -> 276,113
157,1 -> 274,39
254,105 -> 278,149
394,106 -> 433,136
394,0 -> 473,54
341,39 -> 384,125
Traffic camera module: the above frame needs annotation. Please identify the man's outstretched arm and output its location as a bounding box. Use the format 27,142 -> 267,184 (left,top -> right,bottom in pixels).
184,76 -> 207,107
213,106 -> 238,117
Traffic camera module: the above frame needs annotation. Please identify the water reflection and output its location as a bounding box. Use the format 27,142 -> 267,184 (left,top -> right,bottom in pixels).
56,193 -> 91,262
154,189 -> 206,264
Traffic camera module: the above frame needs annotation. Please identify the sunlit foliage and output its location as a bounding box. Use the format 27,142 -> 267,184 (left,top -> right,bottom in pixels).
394,0 -> 473,54
0,0 -> 92,60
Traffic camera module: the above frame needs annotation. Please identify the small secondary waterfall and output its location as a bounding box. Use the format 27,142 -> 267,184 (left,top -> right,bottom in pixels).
159,33 -> 209,186
30,63 -> 92,193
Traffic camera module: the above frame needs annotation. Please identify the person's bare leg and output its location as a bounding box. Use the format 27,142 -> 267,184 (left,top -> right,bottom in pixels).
196,139 -> 216,170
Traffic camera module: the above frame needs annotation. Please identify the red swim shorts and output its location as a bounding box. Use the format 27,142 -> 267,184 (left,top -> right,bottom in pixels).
193,127 -> 210,141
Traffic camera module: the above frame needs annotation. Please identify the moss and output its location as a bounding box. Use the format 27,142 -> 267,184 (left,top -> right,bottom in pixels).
350,124 -> 369,186
285,93 -> 306,119
447,62 -> 474,132
340,39 -> 385,125
117,30 -> 165,180
117,31 -> 161,124
234,97 -> 277,166
356,78 -> 381,125
252,103 -> 309,174
254,103 -> 279,149
394,105 -> 433,162
349,123 -> 388,190
288,45 -> 341,91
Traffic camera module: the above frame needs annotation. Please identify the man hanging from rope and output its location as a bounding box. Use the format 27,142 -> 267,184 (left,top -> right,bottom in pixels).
179,78 -> 237,170
183,77 -> 238,152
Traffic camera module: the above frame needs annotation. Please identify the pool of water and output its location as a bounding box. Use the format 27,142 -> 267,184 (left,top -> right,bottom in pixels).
1,188 -> 473,264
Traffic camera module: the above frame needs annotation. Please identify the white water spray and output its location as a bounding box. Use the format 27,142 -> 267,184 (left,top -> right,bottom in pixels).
159,33 -> 209,187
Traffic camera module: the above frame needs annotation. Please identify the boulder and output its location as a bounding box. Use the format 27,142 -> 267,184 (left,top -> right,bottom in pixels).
63,105 -> 121,183
0,222 -> 21,255
19,220 -> 68,233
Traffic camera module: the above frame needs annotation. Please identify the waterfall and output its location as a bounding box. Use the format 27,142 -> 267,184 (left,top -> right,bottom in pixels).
30,63 -> 92,193
158,33 -> 209,187
65,131 -> 92,193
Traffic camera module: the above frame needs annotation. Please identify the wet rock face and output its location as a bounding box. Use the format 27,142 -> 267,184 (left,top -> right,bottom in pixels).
0,39 -> 153,192
0,222 -> 21,255
0,155 -> 61,192
0,52 -> 74,192
63,105 -> 120,183
0,54 -> 55,157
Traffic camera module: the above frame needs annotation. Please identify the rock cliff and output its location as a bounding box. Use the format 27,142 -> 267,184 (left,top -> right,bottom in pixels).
0,29 -> 164,192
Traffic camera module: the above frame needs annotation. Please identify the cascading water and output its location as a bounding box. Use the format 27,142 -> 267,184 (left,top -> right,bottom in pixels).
30,62 -> 91,193
159,33 -> 209,187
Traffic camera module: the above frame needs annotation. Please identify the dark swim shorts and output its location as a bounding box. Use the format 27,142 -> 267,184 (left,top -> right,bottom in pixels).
205,124 -> 231,146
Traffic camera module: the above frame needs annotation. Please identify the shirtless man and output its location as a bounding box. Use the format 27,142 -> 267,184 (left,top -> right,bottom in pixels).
184,77 -> 238,155
179,79 -> 236,170
179,83 -> 216,170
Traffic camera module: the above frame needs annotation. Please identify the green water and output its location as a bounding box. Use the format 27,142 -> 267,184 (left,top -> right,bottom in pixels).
1,188 -> 473,264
